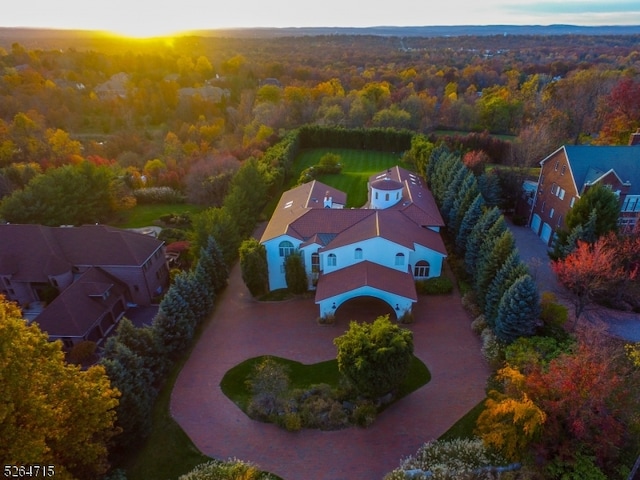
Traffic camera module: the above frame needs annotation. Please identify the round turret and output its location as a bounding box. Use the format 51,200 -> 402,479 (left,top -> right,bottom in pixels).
370,177 -> 403,209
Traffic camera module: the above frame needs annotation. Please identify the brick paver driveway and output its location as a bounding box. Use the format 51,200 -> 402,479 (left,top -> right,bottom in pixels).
171,261 -> 489,480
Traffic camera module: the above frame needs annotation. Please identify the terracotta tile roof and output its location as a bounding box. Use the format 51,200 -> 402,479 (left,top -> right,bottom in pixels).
287,209 -> 371,241
367,165 -> 444,227
260,180 -> 347,242
315,261 -> 418,302
35,267 -> 127,338
319,209 -> 447,255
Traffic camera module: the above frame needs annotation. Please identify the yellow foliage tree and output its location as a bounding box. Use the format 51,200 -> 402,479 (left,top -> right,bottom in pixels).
0,296 -> 120,479
475,365 -> 546,461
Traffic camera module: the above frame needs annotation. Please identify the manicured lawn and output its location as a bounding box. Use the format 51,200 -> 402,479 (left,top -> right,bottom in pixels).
220,354 -> 430,413
293,148 -> 411,208
438,399 -> 486,441
111,203 -> 205,229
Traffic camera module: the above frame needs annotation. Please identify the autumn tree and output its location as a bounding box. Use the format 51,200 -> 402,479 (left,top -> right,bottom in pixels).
334,315 -> 413,399
476,366 -> 546,461
551,239 -> 623,323
0,296 -> 120,479
596,77 -> 640,145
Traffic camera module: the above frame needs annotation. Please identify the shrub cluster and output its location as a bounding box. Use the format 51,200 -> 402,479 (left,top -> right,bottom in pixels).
245,358 -> 381,431
416,276 -> 454,295
133,186 -> 186,204
385,438 -> 511,480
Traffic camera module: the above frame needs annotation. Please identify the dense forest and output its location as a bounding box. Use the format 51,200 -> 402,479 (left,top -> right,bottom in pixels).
1,30 -> 639,207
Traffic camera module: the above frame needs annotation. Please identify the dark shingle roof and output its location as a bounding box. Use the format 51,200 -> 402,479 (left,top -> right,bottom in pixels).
35,267 -> 127,338
0,224 -> 163,280
561,145 -> 640,194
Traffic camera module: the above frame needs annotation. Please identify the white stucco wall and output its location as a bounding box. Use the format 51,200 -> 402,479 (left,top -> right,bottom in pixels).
263,235 -> 302,291
409,244 -> 445,279
317,285 -> 414,319
320,237 -> 412,275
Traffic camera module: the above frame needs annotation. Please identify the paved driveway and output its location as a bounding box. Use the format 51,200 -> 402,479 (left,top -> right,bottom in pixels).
507,220 -> 640,341
171,262 -> 490,480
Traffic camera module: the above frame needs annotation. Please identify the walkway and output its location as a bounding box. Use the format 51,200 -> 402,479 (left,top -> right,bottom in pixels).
171,263 -> 489,480
507,219 -> 640,342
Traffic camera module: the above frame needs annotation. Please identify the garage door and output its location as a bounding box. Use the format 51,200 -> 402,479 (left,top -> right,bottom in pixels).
540,222 -> 552,244
530,213 -> 541,235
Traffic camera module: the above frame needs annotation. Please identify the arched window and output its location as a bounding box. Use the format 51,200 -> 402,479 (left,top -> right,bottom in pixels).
414,260 -> 430,278
354,248 -> 363,259
279,240 -> 294,257
327,253 -> 337,267
395,253 -> 405,266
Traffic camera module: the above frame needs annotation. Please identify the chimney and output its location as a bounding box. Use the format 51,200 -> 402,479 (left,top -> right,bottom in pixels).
629,128 -> 640,146
323,191 -> 332,208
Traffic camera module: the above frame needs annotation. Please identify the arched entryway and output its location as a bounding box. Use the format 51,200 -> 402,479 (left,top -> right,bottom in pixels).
332,296 -> 395,323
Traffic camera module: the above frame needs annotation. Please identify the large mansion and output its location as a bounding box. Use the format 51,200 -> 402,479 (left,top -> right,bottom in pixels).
260,166 -> 447,319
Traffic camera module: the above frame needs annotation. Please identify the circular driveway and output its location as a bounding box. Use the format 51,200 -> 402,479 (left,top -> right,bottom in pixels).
170,263 -> 490,480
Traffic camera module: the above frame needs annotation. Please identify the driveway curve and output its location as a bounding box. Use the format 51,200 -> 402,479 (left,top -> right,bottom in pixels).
171,261 -> 490,480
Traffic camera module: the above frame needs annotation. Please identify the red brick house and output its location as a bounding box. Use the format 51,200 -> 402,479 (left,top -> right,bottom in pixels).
0,224 -> 169,346
529,136 -> 640,246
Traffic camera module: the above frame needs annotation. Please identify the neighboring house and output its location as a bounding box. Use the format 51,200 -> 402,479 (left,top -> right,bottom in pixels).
94,72 -> 130,100
529,131 -> 640,246
178,85 -> 230,103
0,224 -> 169,346
260,166 -> 447,319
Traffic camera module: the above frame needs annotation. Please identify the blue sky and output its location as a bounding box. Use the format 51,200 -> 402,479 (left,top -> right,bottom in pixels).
3,0 -> 640,37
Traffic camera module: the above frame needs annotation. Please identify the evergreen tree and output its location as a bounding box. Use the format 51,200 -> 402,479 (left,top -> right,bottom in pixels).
475,229 -> 517,310
284,251 -> 308,294
464,207 -> 502,275
239,238 -> 269,297
100,341 -> 157,453
450,171 -> 480,234
194,236 -> 228,295
554,183 -> 620,256
154,287 -> 195,357
477,172 -> 502,208
455,193 -> 485,254
484,252 -> 530,326
495,274 -> 540,343
425,144 -> 451,188
223,158 -> 269,237
102,317 -> 168,384
439,160 -> 466,220
431,153 -> 461,204
190,207 -> 240,267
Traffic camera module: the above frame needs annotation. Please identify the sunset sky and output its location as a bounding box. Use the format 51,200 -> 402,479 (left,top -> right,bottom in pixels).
3,0 -> 640,37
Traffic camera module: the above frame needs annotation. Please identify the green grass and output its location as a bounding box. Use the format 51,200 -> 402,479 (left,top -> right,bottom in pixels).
438,399 -> 487,441
111,203 -> 205,229
220,355 -> 430,413
292,148 -> 410,208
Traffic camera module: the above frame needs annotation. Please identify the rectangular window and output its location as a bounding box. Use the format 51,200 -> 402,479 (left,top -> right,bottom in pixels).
551,183 -> 559,196
561,165 -> 566,175
557,214 -> 563,227
541,201 -> 545,213
558,188 -> 565,200
554,160 -> 559,171
549,208 -> 554,219
570,197 -> 576,208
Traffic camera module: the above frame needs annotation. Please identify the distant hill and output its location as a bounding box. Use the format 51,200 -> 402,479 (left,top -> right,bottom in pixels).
191,24 -> 640,38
